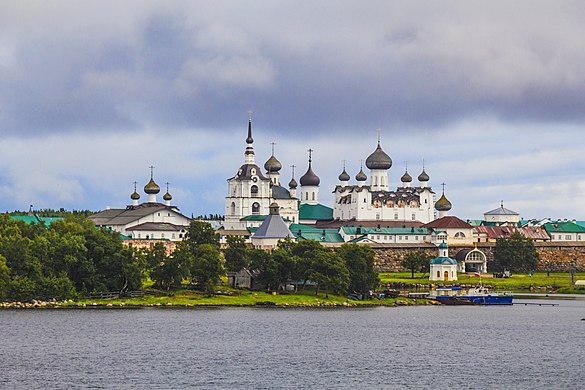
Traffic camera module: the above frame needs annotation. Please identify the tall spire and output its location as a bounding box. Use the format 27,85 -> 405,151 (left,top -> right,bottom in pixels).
244,110 -> 255,164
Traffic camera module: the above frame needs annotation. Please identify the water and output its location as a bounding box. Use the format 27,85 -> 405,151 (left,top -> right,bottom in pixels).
1,300 -> 583,389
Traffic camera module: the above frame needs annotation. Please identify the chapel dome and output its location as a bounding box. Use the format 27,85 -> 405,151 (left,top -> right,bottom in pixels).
365,142 -> 392,170
338,169 -> 350,182
264,154 -> 282,173
144,178 -> 160,195
300,166 -> 320,186
130,191 -> 140,200
355,168 -> 367,182
435,193 -> 452,211
418,169 -> 430,182
288,177 -> 298,189
163,191 -> 172,201
401,171 -> 412,183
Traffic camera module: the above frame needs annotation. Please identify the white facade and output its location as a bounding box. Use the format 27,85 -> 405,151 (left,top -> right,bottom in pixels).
429,242 -> 458,282
484,202 -> 520,224
224,116 -> 299,230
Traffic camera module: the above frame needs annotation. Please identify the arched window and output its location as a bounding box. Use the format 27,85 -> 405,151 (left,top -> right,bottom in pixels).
252,202 -> 260,214
251,185 -> 259,197
230,202 -> 236,215
436,270 -> 440,278
454,232 -> 466,238
312,192 -> 315,200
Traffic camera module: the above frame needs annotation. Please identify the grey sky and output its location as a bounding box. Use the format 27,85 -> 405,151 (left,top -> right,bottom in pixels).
1,1 -> 584,219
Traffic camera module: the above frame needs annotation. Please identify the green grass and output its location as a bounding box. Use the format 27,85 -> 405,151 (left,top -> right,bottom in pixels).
66,287 -> 424,308
379,272 -> 585,292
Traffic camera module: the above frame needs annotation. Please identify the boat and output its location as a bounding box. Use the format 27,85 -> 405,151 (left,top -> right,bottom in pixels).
433,286 -> 513,305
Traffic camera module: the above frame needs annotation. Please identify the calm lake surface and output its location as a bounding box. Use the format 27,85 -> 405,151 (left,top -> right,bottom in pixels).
1,299 -> 584,389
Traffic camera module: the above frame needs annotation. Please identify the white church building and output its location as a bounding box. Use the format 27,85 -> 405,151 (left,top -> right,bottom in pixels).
333,139 -> 435,223
223,114 -> 299,230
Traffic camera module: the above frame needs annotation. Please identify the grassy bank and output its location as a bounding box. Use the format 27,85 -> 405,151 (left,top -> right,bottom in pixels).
0,288 -> 430,309
380,271 -> 585,292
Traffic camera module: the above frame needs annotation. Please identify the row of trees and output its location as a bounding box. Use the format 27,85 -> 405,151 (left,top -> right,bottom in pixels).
0,216 -> 380,301
224,237 -> 380,297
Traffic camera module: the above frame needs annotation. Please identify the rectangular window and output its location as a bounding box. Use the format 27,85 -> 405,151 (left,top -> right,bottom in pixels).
405,236 -> 408,241
411,214 -> 416,220
398,236 -> 402,240
566,235 -> 571,240
415,236 -> 418,241
394,213 -> 398,220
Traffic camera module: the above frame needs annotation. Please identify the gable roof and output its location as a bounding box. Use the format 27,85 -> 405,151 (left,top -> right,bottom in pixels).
299,203 -> 333,221
484,206 -> 519,216
474,225 -> 550,240
89,204 -> 189,226
423,216 -> 472,229
543,221 -> 585,233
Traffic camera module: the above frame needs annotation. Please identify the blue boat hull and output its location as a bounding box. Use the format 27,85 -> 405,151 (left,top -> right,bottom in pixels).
435,295 -> 513,305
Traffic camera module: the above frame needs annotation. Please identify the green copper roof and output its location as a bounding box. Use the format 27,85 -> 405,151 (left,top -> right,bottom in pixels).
11,216 -> 63,226
430,256 -> 457,265
289,223 -> 342,242
241,215 -> 268,221
298,204 -> 333,221
543,222 -> 585,233
341,226 -> 430,235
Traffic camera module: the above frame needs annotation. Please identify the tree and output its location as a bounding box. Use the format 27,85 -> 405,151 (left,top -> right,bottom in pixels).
224,236 -> 248,272
338,243 -> 380,292
493,231 -> 539,272
0,255 -> 11,301
248,249 -> 280,291
189,244 -> 224,295
307,250 -> 349,298
402,251 -> 432,278
184,221 -> 219,250
148,243 -> 186,291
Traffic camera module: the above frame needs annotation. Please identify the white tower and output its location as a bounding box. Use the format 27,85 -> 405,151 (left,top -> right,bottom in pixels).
300,149 -> 320,205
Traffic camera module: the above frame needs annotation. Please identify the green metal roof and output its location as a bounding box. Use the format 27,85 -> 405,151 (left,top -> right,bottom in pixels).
543,222 -> 585,233
240,215 -> 268,221
341,226 -> 430,235
298,204 -> 333,221
288,223 -> 342,242
430,256 -> 457,265
10,216 -> 63,226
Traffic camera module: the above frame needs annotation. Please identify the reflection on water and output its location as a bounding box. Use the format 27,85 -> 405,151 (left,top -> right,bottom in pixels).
1,299 -> 583,389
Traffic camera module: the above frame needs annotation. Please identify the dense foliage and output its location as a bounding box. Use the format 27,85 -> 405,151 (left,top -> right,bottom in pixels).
0,215 -> 145,301
401,250 -> 432,278
493,232 -> 539,272
1,214 -> 378,301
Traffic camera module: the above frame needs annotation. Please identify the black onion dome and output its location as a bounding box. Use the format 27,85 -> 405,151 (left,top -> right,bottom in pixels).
365,142 -> 392,170
418,169 -> 430,182
144,178 -> 160,194
264,154 -> 282,173
288,177 -> 297,189
401,170 -> 412,183
356,168 -> 367,182
300,164 -> 320,186
130,191 -> 140,200
338,169 -> 350,182
435,193 -> 452,211
163,191 -> 172,201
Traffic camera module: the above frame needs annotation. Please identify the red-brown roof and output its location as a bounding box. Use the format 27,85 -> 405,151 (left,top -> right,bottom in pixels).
474,226 -> 550,240
423,216 -> 472,229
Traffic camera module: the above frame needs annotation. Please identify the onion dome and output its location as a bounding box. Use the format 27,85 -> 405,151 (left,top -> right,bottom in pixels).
365,141 -> 392,170
418,169 -> 430,182
338,168 -> 350,182
131,191 -> 140,200
163,192 -> 172,201
401,170 -> 412,183
300,165 -> 320,186
356,167 -> 367,182
300,150 -> 320,186
264,154 -> 282,173
289,177 -> 297,189
144,178 -> 160,195
435,193 -> 452,211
